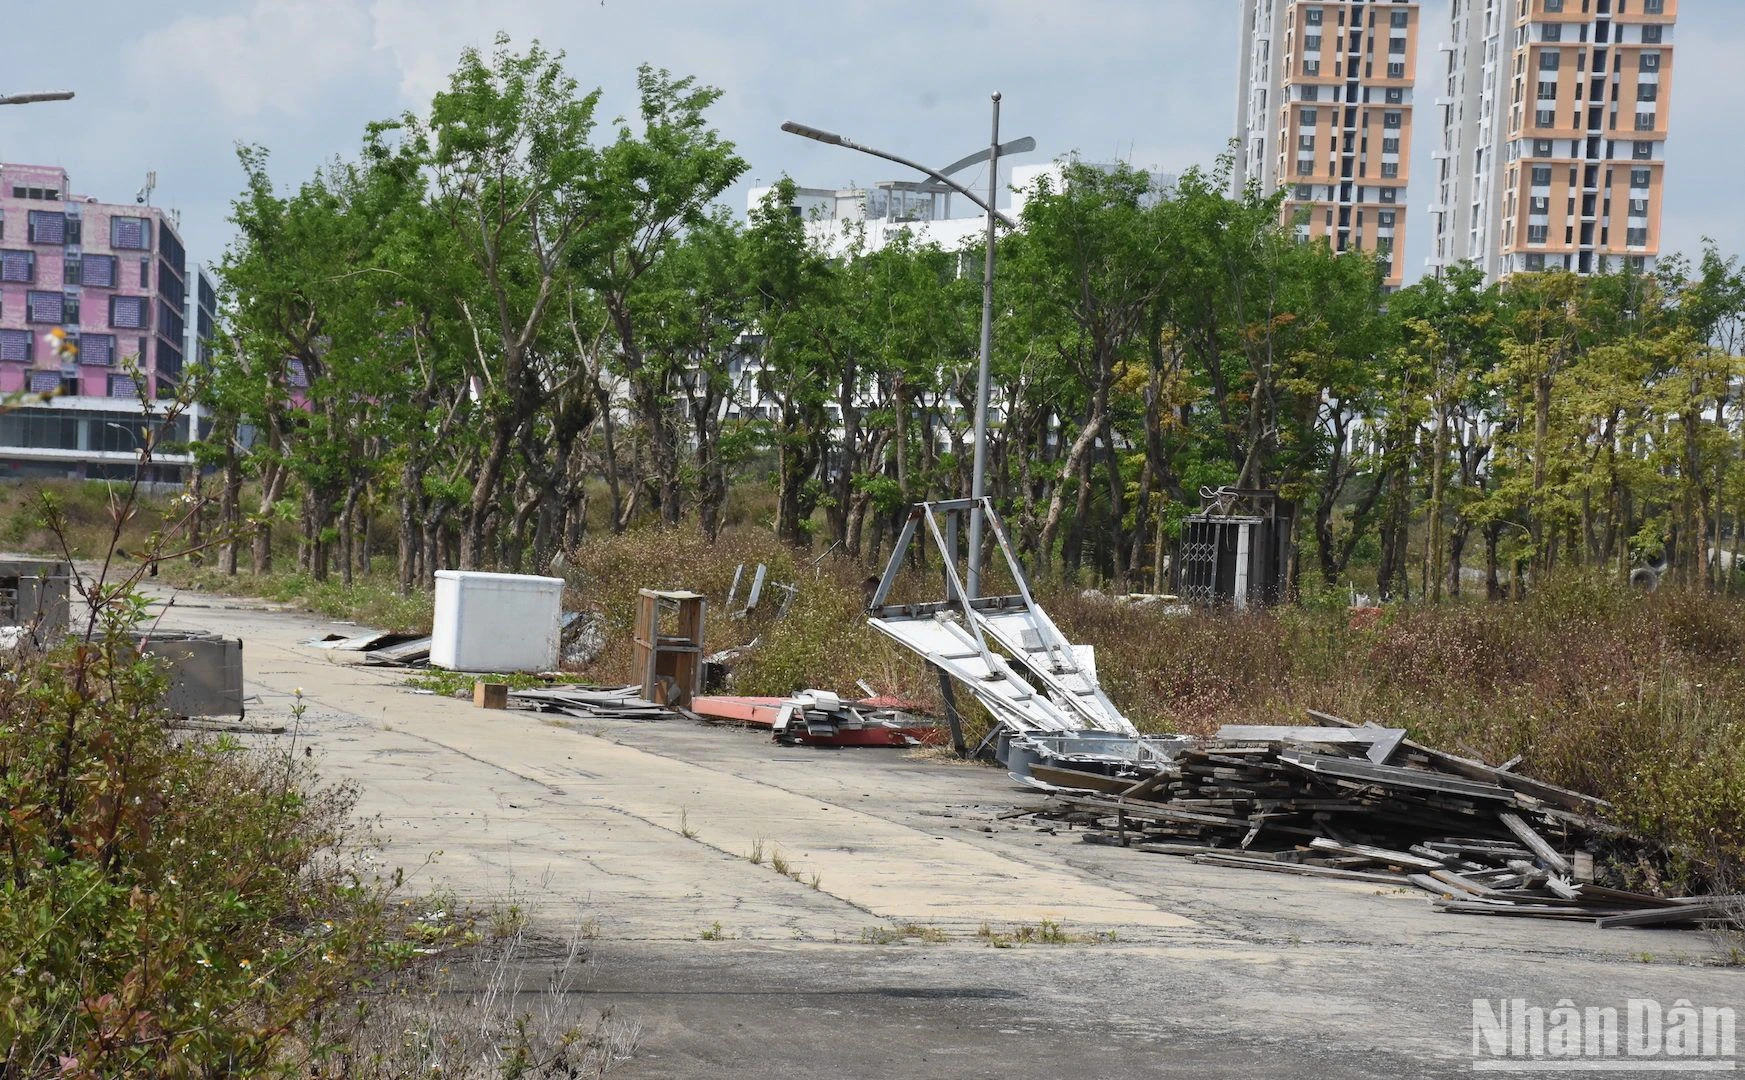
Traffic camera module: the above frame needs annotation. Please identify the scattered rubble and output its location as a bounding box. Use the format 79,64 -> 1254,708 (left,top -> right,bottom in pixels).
1024,710 -> 1734,929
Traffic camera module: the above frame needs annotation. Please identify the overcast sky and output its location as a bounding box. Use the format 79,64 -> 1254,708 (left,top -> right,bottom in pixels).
2,0 -> 1738,284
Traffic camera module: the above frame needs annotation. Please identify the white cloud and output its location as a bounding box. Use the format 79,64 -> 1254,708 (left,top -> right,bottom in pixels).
134,0 -> 378,118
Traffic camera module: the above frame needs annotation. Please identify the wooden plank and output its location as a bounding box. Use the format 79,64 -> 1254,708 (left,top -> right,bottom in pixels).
1572,884 -> 1681,909
1308,837 -> 1446,870
1278,751 -> 1518,802
1028,764 -> 1139,796
1595,902 -> 1733,929
1194,854 -> 1411,885
1434,900 -> 1604,921
1497,812 -> 1573,876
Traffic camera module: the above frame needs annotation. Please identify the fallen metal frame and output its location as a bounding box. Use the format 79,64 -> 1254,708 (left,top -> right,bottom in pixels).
862,500 -> 1188,780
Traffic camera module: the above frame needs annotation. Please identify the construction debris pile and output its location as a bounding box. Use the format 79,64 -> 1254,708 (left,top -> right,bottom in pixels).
1030,712 -> 1736,929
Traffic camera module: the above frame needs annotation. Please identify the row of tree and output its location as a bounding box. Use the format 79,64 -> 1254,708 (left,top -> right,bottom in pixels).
195,37 -> 1745,599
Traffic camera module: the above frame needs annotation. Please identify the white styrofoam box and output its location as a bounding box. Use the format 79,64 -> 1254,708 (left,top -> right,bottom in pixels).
430,571 -> 566,673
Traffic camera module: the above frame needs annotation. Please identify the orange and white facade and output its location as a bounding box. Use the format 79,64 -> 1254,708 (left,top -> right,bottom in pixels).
1427,0 -> 1675,280
1234,0 -> 1421,290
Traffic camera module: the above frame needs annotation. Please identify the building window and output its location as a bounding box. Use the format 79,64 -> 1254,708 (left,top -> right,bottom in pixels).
1381,162 -> 1399,178
1389,37 -> 1406,54
1388,62 -> 1405,78
109,295 -> 149,330
1526,253 -> 1547,271
1297,160 -> 1315,176
1536,108 -> 1556,127
1640,52 -> 1660,72
1634,112 -> 1655,131
139,259 -> 151,288
1630,167 -> 1651,187
79,334 -> 116,367
1636,82 -> 1657,102
1633,141 -> 1654,159
1531,196 -> 1551,213
1532,165 -> 1553,185
26,210 -> 64,245
1642,25 -> 1663,44
1528,224 -> 1550,244
1386,86 -> 1404,103
1391,9 -> 1409,28
1379,211 -> 1396,227
1543,23 -> 1563,42
1306,33 -> 1322,50
1299,134 -> 1317,150
1300,85 -> 1320,101
1383,137 -> 1400,154
1627,227 -> 1649,246
1544,0 -> 1564,10
1537,80 -> 1558,100
1301,107 -> 1319,124
0,329 -> 31,363
1628,198 -> 1649,216
1295,185 -> 1314,199
1303,59 -> 1321,76
82,254 -> 118,289
1384,110 -> 1402,128
110,217 -> 150,251
1380,187 -> 1397,203
1305,6 -> 1323,25
108,374 -> 139,399
26,291 -> 63,324
1643,0 -> 1664,12
0,249 -> 34,283
1540,50 -> 1561,71
61,292 -> 79,324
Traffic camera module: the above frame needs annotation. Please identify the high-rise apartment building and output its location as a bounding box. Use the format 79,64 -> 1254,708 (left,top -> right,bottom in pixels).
0,163 -> 205,480
1428,0 -> 1676,280
1234,0 -> 1422,290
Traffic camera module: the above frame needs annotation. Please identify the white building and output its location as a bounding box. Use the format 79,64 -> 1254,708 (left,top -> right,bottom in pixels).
746,162 -> 1175,259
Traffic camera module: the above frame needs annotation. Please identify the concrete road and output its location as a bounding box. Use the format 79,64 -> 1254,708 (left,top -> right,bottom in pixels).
147,587 -> 1743,1079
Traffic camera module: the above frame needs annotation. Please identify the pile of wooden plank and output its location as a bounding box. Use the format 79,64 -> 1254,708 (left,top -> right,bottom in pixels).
1031,711 -> 1737,930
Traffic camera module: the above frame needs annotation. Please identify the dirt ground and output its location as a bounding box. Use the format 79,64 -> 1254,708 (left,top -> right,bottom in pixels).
147,586 -> 1744,1079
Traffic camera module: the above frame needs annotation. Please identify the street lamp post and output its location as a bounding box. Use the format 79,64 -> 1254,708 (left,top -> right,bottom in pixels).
781,96 -> 1030,597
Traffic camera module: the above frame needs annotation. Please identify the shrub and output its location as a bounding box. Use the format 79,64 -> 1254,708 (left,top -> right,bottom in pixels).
0,596 -> 392,1075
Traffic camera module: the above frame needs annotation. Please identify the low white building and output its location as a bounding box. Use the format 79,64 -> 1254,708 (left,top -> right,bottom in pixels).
747,162 -> 1176,259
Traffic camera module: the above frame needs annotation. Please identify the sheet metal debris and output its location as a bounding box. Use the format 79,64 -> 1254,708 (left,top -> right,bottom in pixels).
867,498 -> 1183,775
1024,711 -> 1732,929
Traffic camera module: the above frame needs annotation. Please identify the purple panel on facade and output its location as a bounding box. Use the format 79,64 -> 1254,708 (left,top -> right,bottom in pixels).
109,374 -> 138,398
111,217 -> 147,250
80,334 -> 113,366
27,291 -> 63,323
83,254 -> 116,288
286,359 -> 309,388
27,210 -> 64,245
0,250 -> 33,282
110,295 -> 147,329
0,329 -> 31,362
29,371 -> 61,394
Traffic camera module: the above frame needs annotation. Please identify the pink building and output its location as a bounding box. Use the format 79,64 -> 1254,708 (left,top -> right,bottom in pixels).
0,162 -> 201,480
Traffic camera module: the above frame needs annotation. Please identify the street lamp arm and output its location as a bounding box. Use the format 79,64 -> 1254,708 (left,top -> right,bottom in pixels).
780,120 -> 1017,229
0,91 -> 74,106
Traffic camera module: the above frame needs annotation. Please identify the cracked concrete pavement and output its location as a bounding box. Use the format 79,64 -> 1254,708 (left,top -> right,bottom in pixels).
147,586 -> 1743,1079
